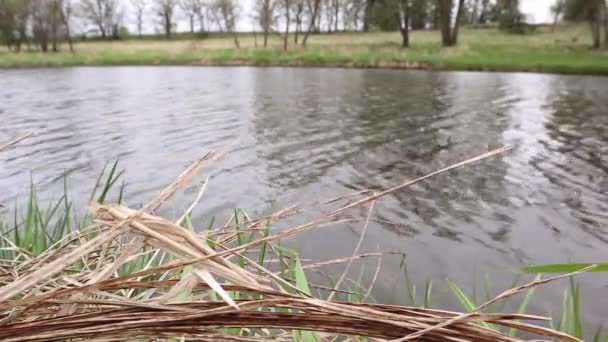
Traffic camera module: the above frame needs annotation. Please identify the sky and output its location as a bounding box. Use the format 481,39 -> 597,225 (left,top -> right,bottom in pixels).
120,0 -> 556,34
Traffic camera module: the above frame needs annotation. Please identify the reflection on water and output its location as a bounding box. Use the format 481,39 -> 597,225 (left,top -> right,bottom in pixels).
1,67 -> 607,326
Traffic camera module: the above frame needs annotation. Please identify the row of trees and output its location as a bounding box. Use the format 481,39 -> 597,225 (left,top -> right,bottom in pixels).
554,0 -> 608,49
1,0 -> 607,53
257,0 -> 502,50
0,0 -> 242,52
0,0 -> 74,52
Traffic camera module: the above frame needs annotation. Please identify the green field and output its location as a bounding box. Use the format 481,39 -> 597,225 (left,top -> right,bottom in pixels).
1,24 -> 607,74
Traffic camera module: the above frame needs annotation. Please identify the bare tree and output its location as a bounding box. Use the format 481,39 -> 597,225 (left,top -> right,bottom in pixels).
130,0 -> 147,36
212,0 -> 240,48
343,0 -> 364,30
437,0 -> 465,47
301,0 -> 321,46
323,0 -> 332,32
362,0 -> 375,31
79,0 -> 120,39
399,0 -> 410,47
281,0 -> 292,50
293,0 -> 305,43
330,0 -> 340,32
0,0 -> 33,52
256,0 -> 277,47
155,0 -> 177,37
62,0 -> 74,52
180,0 -> 203,33
605,0 -> 608,45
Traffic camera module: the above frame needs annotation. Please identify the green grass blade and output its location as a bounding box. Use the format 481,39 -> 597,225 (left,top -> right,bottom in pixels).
521,263 -> 608,274
293,257 -> 316,341
448,281 -> 495,330
98,160 -> 124,204
257,221 -> 270,272
592,324 -> 604,342
424,280 -> 433,308
558,288 -> 570,334
570,277 -> 582,338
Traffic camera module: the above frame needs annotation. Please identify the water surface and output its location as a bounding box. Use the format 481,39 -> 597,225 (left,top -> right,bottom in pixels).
1,67 -> 607,327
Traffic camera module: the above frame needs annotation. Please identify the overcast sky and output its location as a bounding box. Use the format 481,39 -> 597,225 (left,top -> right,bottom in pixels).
123,0 -> 556,34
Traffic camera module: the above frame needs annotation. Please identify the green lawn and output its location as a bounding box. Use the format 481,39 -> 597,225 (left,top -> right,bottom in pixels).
1,24 -> 607,74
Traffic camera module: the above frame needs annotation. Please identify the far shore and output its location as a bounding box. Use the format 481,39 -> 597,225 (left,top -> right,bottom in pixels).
1,26 -> 607,76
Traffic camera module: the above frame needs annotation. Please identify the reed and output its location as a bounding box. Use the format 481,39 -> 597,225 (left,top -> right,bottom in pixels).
0,134 -> 604,341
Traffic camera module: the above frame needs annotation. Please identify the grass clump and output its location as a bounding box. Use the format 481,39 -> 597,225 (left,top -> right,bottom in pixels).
0,135 -> 606,341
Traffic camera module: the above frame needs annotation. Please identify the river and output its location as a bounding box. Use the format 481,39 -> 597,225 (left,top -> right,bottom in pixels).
1,67 -> 607,328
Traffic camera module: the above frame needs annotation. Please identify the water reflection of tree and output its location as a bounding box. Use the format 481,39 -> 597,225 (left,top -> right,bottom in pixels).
251,69 -> 515,245
347,71 -> 514,244
251,69 -> 372,190
535,77 -> 608,243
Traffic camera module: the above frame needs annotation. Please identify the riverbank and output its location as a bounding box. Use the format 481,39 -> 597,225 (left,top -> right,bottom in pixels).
1,25 -> 607,75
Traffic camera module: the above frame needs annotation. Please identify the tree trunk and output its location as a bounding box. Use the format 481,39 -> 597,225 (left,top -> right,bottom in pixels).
591,0 -> 602,48
602,0 -> 608,46
233,33 -> 240,48
51,2 -> 58,52
302,0 -> 321,46
165,13 -> 171,37
264,29 -> 269,47
57,0 -> 74,53
472,0 -> 479,24
284,0 -> 291,51
334,0 -> 339,32
99,25 -> 106,39
400,0 -> 410,48
294,5 -> 303,44
438,0 -> 451,46
363,0 -> 375,31
190,15 -> 195,33
451,0 -> 465,45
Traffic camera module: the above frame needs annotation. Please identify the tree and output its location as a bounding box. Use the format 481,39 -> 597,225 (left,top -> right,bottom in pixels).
363,0 -> 376,30
294,0 -> 305,43
212,0 -> 240,48
437,0 -> 465,46
79,0 -> 120,39
155,0 -> 177,37
478,0 -> 496,24
550,0 -> 565,30
301,0 -> 321,46
256,0 -> 276,47
410,0 -> 428,29
62,0 -> 74,52
280,0 -> 291,50
131,0 -> 147,36
329,0 -> 341,32
399,0 -> 410,46
343,0 -> 365,29
564,0 -> 607,49
179,0 -> 203,33
0,0 -> 32,51
497,0 -> 524,33
365,0 -> 401,31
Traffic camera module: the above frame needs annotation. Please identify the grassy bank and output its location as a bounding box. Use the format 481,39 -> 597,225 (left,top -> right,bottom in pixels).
1,24 -> 607,75
1,135 -> 607,340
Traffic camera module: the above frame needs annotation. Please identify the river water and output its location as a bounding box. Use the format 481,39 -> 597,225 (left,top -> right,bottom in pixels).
1,67 -> 607,328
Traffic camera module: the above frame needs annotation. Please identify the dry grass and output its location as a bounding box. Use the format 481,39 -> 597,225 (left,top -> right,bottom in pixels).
0,132 -> 32,153
0,142 -> 591,341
